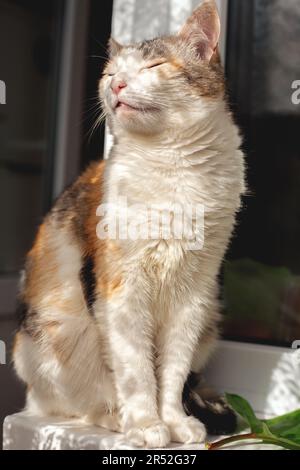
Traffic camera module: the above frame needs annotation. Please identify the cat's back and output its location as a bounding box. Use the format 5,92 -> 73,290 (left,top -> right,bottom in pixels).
51,159 -> 105,243
18,160 -> 106,315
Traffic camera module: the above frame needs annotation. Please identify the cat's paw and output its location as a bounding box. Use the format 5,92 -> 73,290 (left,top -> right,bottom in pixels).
166,415 -> 206,444
126,421 -> 170,448
92,413 -> 121,433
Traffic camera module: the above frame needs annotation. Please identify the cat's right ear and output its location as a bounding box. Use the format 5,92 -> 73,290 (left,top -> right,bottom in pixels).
178,0 -> 220,62
108,38 -> 123,58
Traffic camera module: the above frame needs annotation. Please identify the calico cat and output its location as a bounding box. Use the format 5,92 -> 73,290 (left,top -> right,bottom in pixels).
13,0 -> 245,448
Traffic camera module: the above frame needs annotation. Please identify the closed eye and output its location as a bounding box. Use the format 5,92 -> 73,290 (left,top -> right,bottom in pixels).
145,60 -> 167,69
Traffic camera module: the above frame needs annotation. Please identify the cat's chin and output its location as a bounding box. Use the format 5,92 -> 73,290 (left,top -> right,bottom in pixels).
113,105 -> 163,135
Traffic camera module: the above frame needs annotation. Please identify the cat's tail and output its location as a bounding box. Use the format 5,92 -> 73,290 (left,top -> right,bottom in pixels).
182,373 -> 237,435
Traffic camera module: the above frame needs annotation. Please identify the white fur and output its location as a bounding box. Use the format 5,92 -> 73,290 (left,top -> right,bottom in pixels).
15,94 -> 244,449
97,96 -> 244,445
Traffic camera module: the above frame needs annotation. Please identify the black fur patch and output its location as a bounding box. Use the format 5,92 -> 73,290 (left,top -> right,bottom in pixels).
182,373 -> 237,435
80,255 -> 96,314
16,300 -> 38,338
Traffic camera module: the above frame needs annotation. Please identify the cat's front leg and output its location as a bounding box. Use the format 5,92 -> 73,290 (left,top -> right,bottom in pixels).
157,296 -> 216,444
102,277 -> 170,448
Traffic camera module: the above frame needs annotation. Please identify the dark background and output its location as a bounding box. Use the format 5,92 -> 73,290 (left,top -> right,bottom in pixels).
0,0 -> 113,447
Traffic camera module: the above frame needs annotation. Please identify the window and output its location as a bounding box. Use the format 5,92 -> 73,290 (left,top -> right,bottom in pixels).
0,0 -> 64,276
223,0 -> 300,347
0,0 -> 113,314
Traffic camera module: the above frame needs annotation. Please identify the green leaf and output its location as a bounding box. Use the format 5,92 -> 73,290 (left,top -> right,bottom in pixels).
280,424 -> 300,444
259,423 -> 297,449
264,422 -> 300,445
257,429 -> 300,450
225,393 -> 263,434
208,395 -> 300,451
264,409 -> 300,438
261,422 -> 275,439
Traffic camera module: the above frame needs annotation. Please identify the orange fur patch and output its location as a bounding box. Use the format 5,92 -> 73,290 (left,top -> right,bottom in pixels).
82,164 -> 124,301
23,158 -> 124,333
12,331 -> 21,357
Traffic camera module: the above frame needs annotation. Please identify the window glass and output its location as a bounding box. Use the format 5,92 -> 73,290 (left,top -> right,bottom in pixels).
224,0 -> 300,346
0,0 -> 63,274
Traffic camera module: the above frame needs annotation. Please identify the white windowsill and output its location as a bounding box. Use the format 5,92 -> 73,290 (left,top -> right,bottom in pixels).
3,412 -> 279,451
4,340 -> 299,450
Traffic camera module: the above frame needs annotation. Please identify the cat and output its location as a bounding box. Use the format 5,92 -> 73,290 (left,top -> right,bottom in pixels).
13,0 -> 245,448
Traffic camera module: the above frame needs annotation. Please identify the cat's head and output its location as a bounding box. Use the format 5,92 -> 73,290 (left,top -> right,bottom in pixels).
99,0 -> 224,136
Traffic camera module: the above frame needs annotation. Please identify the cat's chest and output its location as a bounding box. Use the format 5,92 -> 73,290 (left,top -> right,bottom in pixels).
120,162 -> 211,207
104,156 -> 228,254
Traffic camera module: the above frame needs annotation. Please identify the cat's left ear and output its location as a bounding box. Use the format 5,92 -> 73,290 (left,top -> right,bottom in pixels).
178,0 -> 220,62
108,37 -> 123,58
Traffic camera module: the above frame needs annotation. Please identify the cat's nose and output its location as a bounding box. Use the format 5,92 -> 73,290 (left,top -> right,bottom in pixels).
111,78 -> 127,95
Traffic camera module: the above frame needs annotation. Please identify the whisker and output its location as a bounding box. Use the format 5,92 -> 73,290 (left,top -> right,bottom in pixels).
85,110 -> 107,143
92,37 -> 108,54
89,55 -> 109,61
81,107 -> 102,126
85,101 -> 102,112
84,95 -> 101,103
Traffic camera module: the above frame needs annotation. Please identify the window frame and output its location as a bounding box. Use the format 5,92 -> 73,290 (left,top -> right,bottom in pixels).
205,340 -> 293,416
208,0 -> 297,414
0,0 -> 90,316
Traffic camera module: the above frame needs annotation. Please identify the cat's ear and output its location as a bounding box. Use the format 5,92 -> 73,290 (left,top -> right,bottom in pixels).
178,0 -> 220,62
108,37 -> 123,58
